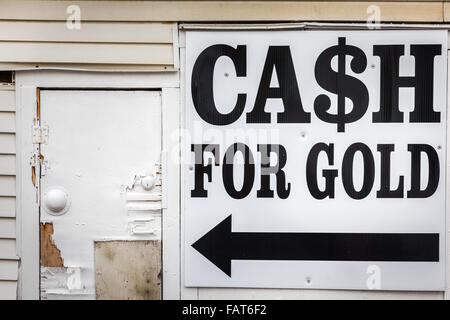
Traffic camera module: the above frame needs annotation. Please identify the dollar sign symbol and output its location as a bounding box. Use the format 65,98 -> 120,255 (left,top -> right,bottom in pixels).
314,37 -> 369,132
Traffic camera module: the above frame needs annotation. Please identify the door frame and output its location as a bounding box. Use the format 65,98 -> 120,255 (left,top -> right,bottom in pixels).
15,70 -> 181,300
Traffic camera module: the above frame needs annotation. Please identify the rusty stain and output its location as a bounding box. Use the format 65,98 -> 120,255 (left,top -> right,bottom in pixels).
40,222 -> 64,267
31,166 -> 36,186
36,88 -> 40,121
124,175 -> 138,192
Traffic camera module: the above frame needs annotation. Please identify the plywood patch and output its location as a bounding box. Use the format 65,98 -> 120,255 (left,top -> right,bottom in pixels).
94,240 -> 161,300
40,223 -> 64,267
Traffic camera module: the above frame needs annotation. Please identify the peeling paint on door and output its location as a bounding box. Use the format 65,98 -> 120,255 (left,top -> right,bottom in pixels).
38,90 -> 163,299
40,223 -> 63,267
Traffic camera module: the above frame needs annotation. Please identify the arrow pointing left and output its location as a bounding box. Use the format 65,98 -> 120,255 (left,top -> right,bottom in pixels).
192,215 -> 439,277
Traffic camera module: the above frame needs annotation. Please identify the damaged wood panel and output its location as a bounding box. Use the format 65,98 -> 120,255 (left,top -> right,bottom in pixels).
95,240 -> 161,300
40,267 -> 94,299
40,223 -> 64,267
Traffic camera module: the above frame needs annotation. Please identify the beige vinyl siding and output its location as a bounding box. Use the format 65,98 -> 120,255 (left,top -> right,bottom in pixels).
0,197 -> 15,217
0,18 -> 176,70
0,239 -> 18,259
0,112 -> 15,133
0,134 -> 16,154
0,0 -> 444,22
0,260 -> 18,280
0,176 -> 15,197
0,88 -> 18,300
0,0 -> 445,70
0,281 -> 17,300
0,42 -> 173,65
0,21 -> 173,43
0,155 -> 15,175
0,91 -> 15,112
444,3 -> 450,22
0,218 -> 15,239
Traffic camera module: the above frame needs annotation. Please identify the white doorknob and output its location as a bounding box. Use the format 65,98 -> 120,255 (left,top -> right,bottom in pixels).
43,187 -> 71,215
141,175 -> 156,191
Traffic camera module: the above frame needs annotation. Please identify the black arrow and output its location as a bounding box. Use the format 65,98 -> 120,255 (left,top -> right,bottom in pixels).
192,215 -> 439,277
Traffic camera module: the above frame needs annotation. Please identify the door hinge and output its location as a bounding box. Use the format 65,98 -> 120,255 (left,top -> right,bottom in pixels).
32,123 -> 49,144
29,153 -> 48,175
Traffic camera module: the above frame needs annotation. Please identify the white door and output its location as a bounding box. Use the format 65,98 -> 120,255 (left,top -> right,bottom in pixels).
38,90 -> 162,299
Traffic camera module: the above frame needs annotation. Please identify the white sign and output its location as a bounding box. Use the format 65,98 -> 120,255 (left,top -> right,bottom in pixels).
185,30 -> 447,290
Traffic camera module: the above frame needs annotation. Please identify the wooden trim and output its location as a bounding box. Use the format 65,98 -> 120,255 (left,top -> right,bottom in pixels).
161,88 -> 181,299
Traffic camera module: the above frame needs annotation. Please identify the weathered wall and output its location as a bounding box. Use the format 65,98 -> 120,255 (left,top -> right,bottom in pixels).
0,0 -> 449,300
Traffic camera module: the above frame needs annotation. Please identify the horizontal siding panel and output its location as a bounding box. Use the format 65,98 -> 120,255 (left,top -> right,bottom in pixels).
0,112 -> 15,133
0,91 -> 15,112
0,42 -> 174,65
0,217 -> 15,238
0,260 -> 18,280
0,63 -> 176,72
0,155 -> 15,175
0,133 -> 16,154
0,239 -> 17,259
0,21 -> 174,43
0,280 -> 17,299
0,1 -> 443,22
0,197 -> 15,217
0,176 -> 15,196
